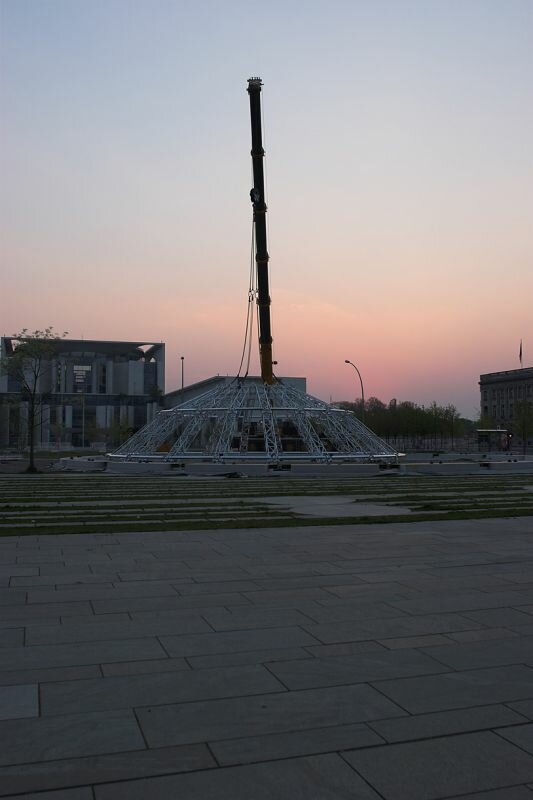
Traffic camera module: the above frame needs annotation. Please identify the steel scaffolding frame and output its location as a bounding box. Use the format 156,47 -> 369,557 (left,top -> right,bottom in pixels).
110,378 -> 398,463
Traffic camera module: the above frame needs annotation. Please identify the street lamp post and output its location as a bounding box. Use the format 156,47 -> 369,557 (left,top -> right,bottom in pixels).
344,359 -> 365,424
180,356 -> 184,389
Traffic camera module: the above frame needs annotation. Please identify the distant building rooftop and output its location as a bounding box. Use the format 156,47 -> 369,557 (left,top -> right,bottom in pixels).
480,367 -> 533,384
2,337 -> 163,359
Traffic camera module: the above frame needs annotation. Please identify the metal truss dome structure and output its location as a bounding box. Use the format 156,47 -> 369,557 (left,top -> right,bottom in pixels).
112,377 -> 397,463
111,78 -> 397,465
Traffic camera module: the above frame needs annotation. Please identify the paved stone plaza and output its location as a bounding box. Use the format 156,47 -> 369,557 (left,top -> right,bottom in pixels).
2,508 -> 533,797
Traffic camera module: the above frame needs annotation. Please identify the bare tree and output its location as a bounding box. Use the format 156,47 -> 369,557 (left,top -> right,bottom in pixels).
2,328 -> 67,472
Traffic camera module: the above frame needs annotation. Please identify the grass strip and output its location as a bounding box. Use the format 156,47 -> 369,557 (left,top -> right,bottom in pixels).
1,506 -> 532,537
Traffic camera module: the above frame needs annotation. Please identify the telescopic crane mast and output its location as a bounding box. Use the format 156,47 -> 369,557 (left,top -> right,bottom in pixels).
247,77 -> 274,385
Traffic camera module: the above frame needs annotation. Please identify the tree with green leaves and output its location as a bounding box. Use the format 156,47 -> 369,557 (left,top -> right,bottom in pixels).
476,412 -> 496,430
336,396 -> 474,450
513,400 -> 533,456
1,328 -> 67,472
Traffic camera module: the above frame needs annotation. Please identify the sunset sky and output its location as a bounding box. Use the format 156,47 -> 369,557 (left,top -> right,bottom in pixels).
1,0 -> 532,417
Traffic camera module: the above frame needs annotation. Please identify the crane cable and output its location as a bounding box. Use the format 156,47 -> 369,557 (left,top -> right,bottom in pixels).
235,219 -> 257,378
245,222 -> 256,376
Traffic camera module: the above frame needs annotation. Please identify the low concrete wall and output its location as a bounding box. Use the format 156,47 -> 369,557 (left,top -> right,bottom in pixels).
54,456 -> 533,477
56,457 -> 107,472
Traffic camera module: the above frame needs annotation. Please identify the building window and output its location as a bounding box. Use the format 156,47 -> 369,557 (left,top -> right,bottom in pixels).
55,363 -> 62,393
73,364 -> 92,393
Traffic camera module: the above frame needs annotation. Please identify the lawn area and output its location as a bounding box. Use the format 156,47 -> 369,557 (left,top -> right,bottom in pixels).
1,473 -> 532,535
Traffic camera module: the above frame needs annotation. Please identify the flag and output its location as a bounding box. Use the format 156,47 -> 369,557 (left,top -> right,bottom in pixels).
519,339 -> 523,367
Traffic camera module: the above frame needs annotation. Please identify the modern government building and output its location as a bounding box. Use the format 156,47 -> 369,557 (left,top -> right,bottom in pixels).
0,337 -> 165,449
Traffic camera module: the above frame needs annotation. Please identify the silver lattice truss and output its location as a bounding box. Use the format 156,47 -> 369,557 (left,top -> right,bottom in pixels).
110,378 -> 398,463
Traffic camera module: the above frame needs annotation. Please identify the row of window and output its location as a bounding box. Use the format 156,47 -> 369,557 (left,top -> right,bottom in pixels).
487,400 -> 533,420
483,385 -> 533,402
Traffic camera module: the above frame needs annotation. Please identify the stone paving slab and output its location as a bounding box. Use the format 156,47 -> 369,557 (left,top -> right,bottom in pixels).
251,573 -> 370,590
389,589 -> 533,615
198,606 -> 317,630
170,579 -> 264,594
497,722 -> 533,755
377,633 -> 453,649
11,573 -> 120,587
447,626 -> 520,643
374,664 -> 533,713
423,636 -> 533,670
463,608 -> 533,627
186,645 -> 312,670
368,703 -> 528,742
0,602 -> 96,623
511,624 -> 533,636
25,614 -> 212,646
0,628 -> 24,647
0,684 -> 38,720
302,611 -> 482,643
0,637 -> 167,670
343,731 -> 533,799
101,657 -> 190,677
26,582 -> 180,603
210,722 -> 384,765
291,600 -> 411,624
1,790 -> 94,800
2,514 -> 533,798
304,640 -> 388,658
94,753 -> 382,800
0,665 -> 102,687
446,788 -> 533,799
239,587 -> 344,605
0,590 -> 27,605
0,566 -> 39,577
40,664 -> 284,715
0,744 -> 215,796
0,709 -> 145,766
136,683 -> 405,747
267,647 -> 448,690
509,700 -> 533,719
91,595 -> 219,614
159,626 -> 320,657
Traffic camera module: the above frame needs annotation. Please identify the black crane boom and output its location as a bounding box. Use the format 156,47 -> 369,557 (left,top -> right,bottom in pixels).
247,77 -> 274,385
